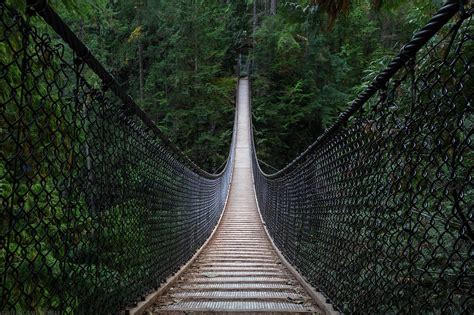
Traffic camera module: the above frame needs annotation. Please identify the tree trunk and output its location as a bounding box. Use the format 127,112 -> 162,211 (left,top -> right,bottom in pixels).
270,0 -> 277,15
253,0 -> 257,47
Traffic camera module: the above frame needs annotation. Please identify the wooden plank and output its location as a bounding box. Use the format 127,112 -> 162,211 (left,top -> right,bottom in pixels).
143,79 -> 325,314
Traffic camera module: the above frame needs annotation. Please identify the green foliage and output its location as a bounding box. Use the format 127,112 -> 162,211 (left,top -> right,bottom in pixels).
6,0 -> 101,16
251,0 -> 440,169
98,0 -> 243,171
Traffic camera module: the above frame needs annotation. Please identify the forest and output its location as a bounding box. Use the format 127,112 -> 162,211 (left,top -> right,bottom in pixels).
5,0 -> 444,171
1,0 -> 471,313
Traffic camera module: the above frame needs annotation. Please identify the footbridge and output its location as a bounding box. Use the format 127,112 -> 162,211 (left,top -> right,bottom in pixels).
1,1 -> 472,314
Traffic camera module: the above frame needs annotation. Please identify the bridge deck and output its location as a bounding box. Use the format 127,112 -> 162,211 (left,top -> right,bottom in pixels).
148,79 -> 320,314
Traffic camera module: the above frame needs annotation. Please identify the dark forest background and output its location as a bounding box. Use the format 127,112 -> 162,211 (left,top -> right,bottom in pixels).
8,0 -> 442,171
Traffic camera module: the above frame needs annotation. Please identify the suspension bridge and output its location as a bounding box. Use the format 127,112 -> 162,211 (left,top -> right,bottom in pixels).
1,1 -> 472,314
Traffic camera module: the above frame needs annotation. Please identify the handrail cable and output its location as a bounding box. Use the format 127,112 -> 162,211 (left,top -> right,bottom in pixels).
0,1 -> 237,313
26,0 -> 226,178
256,0 -> 470,178
250,0 -> 473,313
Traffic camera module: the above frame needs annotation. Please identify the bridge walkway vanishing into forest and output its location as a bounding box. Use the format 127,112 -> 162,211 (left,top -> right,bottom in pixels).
142,79 -> 328,314
1,1 -> 472,315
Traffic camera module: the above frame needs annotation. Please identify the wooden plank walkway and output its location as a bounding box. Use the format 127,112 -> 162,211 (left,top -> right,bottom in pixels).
147,79 -> 321,314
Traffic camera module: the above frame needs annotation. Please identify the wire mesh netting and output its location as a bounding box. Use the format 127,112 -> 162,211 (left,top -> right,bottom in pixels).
1,4 -> 235,313
252,2 -> 473,314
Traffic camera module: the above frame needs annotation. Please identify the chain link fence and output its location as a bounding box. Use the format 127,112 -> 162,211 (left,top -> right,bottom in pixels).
252,1 -> 472,313
1,3 -> 235,313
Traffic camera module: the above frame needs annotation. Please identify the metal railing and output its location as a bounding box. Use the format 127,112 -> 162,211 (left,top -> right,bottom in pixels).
251,1 -> 472,313
0,2 -> 236,313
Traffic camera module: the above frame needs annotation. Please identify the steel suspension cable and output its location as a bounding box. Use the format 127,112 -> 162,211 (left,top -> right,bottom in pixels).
0,1 -> 236,313
251,0 -> 473,313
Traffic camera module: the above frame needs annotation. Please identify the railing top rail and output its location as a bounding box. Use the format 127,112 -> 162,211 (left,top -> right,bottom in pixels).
255,0 -> 469,179
25,0 -> 229,179
1,2 -> 238,312
250,2 -> 472,312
